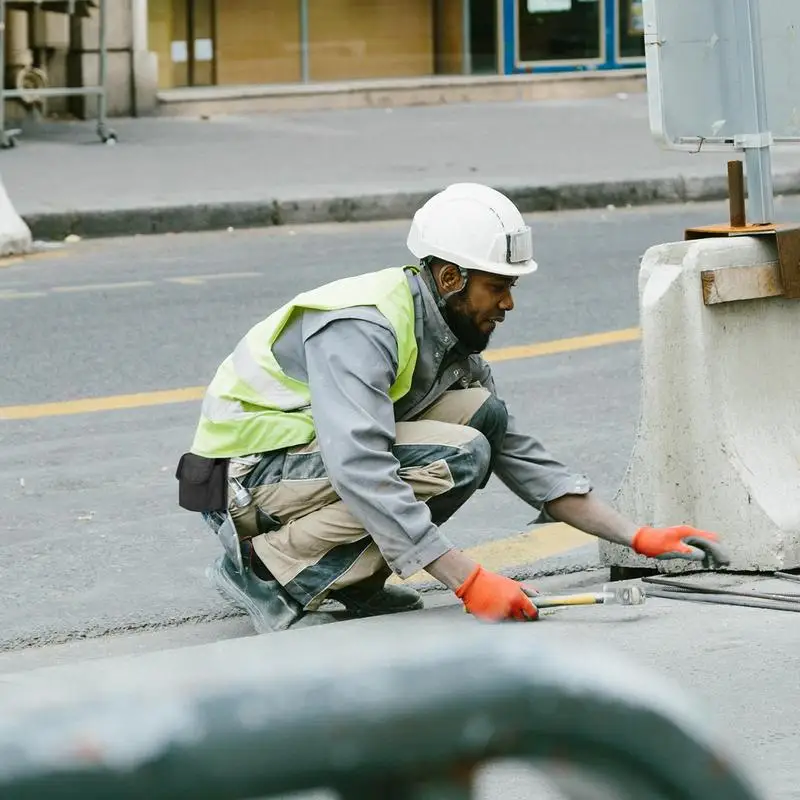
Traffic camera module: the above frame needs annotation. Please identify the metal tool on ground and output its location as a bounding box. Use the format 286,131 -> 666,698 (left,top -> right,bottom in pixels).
774,571 -> 800,584
642,573 -> 800,613
523,583 -> 646,609
643,575 -> 800,603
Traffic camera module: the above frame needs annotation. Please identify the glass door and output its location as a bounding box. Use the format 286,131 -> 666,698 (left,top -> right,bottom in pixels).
515,0 -> 603,67
468,0 -> 499,74
186,0 -> 217,86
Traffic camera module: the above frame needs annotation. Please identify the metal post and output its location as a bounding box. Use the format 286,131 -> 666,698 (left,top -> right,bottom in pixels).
187,0 -> 197,87
462,0 -> 471,75
0,0 -> 7,147
728,160 -> 746,227
731,0 -> 774,224
97,0 -> 108,137
299,0 -> 309,83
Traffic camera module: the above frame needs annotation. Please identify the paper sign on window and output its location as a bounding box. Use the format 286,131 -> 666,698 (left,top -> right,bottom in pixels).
527,0 -> 572,13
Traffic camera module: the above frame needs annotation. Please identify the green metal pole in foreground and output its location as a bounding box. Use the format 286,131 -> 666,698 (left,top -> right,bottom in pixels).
0,615 -> 765,800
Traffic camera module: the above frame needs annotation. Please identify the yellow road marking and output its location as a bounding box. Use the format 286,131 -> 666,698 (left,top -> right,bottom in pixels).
0,290 -> 47,300
165,272 -> 260,285
389,522 -> 594,586
51,281 -> 154,293
167,277 -> 205,286
0,387 -> 204,421
0,271 -> 262,295
0,327 -> 641,421
484,327 -> 641,362
0,248 -> 68,270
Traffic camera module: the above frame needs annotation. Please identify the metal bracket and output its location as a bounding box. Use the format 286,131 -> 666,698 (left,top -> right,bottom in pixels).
684,159 -> 800,302
733,131 -> 773,149
685,223 -> 800,302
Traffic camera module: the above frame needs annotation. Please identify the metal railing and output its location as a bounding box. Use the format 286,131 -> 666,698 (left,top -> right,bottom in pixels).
0,614 -> 764,799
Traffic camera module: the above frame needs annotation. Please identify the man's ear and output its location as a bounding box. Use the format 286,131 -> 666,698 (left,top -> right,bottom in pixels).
437,262 -> 467,295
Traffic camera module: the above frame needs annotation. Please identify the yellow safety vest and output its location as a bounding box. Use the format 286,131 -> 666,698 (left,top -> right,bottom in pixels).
190,267 -> 419,458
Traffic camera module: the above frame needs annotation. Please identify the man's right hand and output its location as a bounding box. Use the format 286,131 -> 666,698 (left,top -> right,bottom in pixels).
455,564 -> 538,621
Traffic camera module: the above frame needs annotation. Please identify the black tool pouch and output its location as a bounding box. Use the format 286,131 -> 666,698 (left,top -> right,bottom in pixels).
175,452 -> 229,513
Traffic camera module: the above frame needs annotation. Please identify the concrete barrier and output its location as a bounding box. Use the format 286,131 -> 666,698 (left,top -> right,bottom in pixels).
600,235 -> 800,573
0,174 -> 31,256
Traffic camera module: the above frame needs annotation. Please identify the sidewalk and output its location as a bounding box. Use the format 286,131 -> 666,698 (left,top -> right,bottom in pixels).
3,93 -> 800,240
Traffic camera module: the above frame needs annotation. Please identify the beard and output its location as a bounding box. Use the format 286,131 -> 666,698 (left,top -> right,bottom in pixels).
442,297 -> 493,353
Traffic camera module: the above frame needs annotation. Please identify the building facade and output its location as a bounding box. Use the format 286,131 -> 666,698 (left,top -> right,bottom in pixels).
147,0 -> 644,91
1,1 -> 644,120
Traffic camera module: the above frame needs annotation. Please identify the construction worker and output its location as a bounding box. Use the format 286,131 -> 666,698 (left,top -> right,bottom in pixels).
177,182 -> 728,633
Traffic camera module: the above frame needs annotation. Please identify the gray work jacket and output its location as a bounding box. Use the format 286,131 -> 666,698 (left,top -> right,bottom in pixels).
236,267 -> 591,580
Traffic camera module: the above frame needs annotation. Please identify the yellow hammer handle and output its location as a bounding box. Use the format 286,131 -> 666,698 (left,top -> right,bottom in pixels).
524,592 -> 602,608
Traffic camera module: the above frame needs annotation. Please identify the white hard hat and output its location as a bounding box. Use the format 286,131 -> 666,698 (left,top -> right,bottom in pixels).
407,182 -> 538,277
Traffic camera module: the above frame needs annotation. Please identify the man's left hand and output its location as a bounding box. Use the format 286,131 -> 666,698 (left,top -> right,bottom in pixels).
632,525 -> 731,568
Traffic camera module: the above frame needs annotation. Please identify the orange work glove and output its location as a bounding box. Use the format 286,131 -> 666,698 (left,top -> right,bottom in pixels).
632,525 -> 730,568
455,564 -> 539,621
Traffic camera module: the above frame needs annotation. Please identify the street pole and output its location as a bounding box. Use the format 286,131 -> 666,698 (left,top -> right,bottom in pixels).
731,0 -> 774,224
462,0 -> 471,75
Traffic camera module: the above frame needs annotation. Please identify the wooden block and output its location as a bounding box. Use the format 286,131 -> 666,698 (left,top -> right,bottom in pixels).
701,262 -> 784,305
775,225 -> 800,299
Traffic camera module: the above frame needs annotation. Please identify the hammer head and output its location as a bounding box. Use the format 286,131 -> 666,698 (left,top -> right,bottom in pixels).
602,583 -> 647,606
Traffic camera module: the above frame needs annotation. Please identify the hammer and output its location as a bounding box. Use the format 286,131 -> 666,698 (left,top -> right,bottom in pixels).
522,583 -> 646,609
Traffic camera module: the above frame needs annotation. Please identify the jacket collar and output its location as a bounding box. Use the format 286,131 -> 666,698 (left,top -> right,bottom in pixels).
408,267 -> 466,356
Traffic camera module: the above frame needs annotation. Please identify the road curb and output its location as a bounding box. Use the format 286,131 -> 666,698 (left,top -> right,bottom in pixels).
21,170 -> 800,241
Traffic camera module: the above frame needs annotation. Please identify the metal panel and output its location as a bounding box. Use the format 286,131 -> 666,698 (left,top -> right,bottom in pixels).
644,0 -> 800,149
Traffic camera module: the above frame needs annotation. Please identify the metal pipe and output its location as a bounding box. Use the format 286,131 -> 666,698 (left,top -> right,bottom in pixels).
299,0 -> 309,83
642,576 -> 800,603
774,571 -> 800,583
646,588 -> 800,613
3,86 -> 105,98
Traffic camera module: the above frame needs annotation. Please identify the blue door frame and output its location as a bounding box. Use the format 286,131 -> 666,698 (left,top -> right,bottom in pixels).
501,0 -> 645,74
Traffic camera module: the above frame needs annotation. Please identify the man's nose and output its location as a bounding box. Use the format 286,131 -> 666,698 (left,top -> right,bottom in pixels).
499,290 -> 514,312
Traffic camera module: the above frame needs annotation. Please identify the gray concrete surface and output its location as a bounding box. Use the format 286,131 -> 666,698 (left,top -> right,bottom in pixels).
4,198 -> 800,800
3,94 -> 800,239
3,197 -> 800,653
1,572 -> 797,799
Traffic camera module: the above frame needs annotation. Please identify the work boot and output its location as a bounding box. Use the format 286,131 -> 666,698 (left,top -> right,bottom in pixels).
329,574 -> 424,617
206,554 -> 339,634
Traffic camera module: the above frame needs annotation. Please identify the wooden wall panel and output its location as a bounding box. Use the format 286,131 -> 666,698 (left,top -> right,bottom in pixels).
308,0 -> 434,81
216,0 -> 301,85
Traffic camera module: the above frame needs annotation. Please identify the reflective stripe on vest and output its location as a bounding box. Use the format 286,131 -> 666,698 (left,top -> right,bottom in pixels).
190,267 -> 419,459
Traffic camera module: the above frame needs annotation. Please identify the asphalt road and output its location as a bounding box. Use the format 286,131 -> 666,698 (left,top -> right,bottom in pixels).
3,196 -> 800,652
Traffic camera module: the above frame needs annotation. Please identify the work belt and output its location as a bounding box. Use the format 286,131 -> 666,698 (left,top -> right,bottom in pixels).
176,453 -> 281,533
175,452 -> 281,575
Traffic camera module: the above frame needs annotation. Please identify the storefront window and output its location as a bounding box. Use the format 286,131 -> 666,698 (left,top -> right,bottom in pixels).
150,0 -> 485,88
517,0 -> 602,64
617,0 -> 645,59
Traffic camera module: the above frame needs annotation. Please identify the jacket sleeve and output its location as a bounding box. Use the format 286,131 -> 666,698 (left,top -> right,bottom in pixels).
303,316 -> 454,579
469,356 -> 593,523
